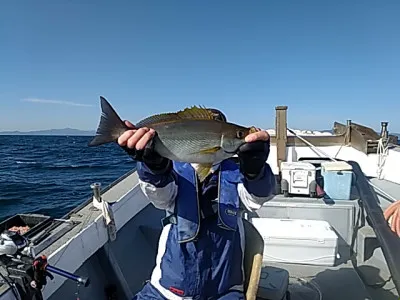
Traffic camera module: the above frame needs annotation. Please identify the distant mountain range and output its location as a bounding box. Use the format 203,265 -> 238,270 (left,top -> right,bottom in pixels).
0,128 -> 399,138
0,128 -> 95,136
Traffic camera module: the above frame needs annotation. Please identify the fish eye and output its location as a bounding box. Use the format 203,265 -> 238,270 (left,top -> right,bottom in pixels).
236,130 -> 245,139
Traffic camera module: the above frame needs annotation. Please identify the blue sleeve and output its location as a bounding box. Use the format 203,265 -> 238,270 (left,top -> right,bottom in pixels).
238,163 -> 276,211
137,161 -> 178,210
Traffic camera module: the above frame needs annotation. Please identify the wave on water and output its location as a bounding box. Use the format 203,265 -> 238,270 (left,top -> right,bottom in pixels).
0,135 -> 136,221
16,161 -> 38,165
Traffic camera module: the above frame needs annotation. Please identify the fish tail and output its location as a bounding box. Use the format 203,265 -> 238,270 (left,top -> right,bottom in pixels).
88,96 -> 128,147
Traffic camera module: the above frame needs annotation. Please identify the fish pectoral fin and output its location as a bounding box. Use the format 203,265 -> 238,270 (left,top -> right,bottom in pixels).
194,163 -> 213,182
197,146 -> 222,154
188,146 -> 221,156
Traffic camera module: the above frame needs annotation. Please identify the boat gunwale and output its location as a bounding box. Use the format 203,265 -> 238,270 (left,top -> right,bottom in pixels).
61,167 -> 138,219
349,160 -> 400,295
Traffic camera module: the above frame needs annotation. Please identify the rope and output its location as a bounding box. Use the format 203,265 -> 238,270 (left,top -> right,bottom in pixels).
333,126 -> 350,159
377,138 -> 389,180
286,128 -> 338,162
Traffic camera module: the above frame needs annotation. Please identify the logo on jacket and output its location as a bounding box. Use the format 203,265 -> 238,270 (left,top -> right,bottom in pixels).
225,208 -> 237,216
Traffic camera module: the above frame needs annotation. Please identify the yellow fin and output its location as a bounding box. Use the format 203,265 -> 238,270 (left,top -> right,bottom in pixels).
177,105 -> 216,120
135,106 -> 218,127
198,146 -> 221,154
135,112 -> 180,127
194,163 -> 213,182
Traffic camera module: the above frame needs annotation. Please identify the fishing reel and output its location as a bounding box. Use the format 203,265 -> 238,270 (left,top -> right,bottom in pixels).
0,231 -> 90,300
0,230 -> 28,256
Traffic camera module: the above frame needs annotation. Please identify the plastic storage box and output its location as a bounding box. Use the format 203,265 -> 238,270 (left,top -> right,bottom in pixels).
0,214 -> 52,239
251,218 -> 338,266
321,161 -> 353,200
257,266 -> 289,300
280,162 -> 317,197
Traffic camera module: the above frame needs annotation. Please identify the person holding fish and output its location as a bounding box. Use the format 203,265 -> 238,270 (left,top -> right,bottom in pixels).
89,97 -> 276,300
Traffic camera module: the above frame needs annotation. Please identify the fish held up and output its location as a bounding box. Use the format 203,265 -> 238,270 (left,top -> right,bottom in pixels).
88,96 -> 257,181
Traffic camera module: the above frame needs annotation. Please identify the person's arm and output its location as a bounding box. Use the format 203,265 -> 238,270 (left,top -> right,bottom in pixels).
237,139 -> 276,211
121,134 -> 178,211
136,160 -> 178,211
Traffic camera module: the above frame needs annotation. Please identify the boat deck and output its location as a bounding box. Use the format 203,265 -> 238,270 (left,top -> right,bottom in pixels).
369,177 -> 400,208
270,261 -> 374,300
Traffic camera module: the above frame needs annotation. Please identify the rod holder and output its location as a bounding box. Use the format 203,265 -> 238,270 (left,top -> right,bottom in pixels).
345,120 -> 352,144
91,182 -> 102,203
275,106 -> 288,174
380,122 -> 389,139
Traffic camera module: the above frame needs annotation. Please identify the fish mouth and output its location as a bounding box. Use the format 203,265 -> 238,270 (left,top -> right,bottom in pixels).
224,150 -> 237,154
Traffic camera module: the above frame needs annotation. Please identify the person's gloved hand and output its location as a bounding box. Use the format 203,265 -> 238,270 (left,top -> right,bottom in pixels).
121,132 -> 167,168
238,129 -> 270,179
118,120 -> 171,172
384,200 -> 400,237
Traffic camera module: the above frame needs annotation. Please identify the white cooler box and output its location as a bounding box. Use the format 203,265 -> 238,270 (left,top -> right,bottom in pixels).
251,218 -> 338,266
280,162 -> 317,197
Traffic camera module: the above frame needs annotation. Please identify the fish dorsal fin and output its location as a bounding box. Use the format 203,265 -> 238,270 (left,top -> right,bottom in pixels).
135,112 -> 178,128
135,106 -> 216,128
177,106 -> 216,120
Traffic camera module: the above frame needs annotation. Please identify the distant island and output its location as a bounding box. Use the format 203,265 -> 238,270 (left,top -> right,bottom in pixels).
0,128 -> 398,139
0,128 -> 95,136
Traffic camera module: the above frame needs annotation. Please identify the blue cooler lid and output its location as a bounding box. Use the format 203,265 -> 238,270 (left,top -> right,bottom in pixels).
321,161 -> 353,172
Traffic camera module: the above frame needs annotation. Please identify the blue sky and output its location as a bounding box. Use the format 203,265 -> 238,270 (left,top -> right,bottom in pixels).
1,1 -> 400,132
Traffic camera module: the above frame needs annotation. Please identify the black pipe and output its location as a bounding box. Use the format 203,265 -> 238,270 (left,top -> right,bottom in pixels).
349,161 -> 400,294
